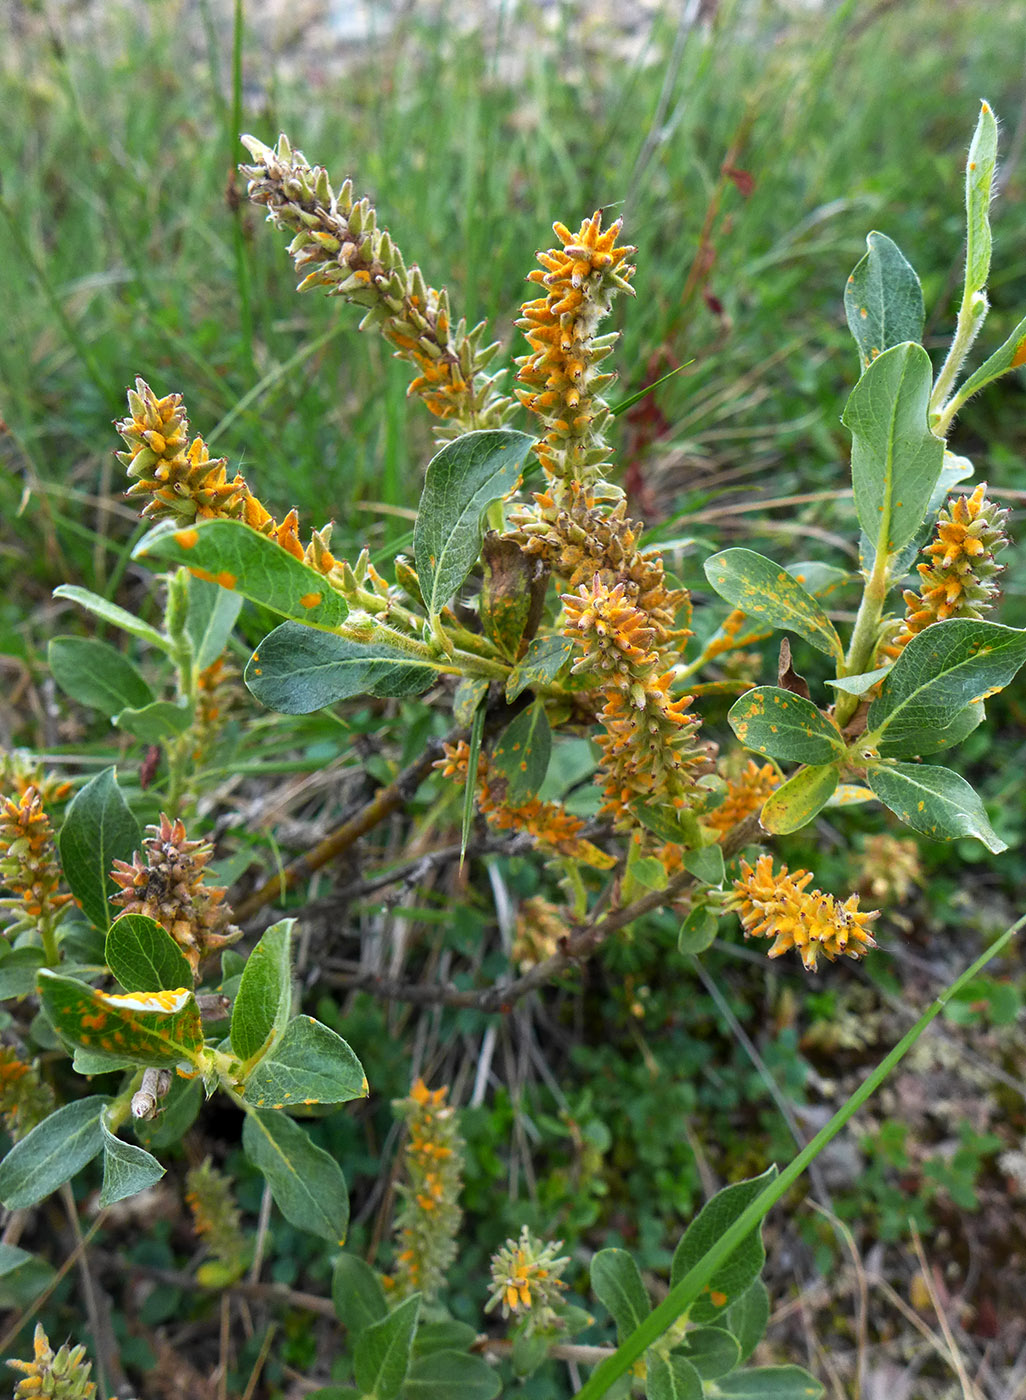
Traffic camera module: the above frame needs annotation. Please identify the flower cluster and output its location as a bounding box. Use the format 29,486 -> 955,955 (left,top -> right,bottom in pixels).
185,1158 -> 249,1285
436,740 -> 614,868
485,1226 -> 570,1327
0,750 -> 71,808
727,854 -> 879,972
6,1324 -> 98,1400
705,761 -> 778,838
512,896 -> 566,969
0,1044 -> 55,1140
389,1079 -> 465,1302
0,787 -> 75,942
110,814 -> 241,977
240,134 -> 513,436
515,211 -> 635,486
562,578 -> 708,820
887,484 -> 1010,656
856,834 -> 921,906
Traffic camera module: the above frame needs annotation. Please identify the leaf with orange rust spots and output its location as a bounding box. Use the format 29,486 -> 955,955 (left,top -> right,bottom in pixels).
133,518 -> 348,630
760,764 -> 839,835
491,701 -> 551,805
671,1166 -> 777,1326
728,687 -> 844,765
242,1015 -> 367,1109
703,551 -> 844,662
37,969 -> 206,1068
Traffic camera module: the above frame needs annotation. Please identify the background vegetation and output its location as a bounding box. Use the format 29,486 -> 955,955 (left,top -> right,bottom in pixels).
2,0 -> 1026,1395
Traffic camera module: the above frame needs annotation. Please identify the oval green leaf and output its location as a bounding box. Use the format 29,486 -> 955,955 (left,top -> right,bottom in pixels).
715,1367 -> 824,1399
0,1096 -> 108,1209
844,232 -> 924,373
678,1326 -> 741,1381
728,687 -> 844,765
246,622 -> 434,714
353,1292 -> 421,1399
99,1114 -> 165,1207
106,913 -> 194,992
414,429 -> 535,620
185,573 -> 244,670
58,767 -> 141,932
230,918 -> 293,1065
243,1015 -> 368,1109
134,518 -> 348,630
671,1166 -> 777,1324
645,1353 -> 703,1400
491,701 -> 551,805
760,765 -> 839,835
113,699 -> 194,741
841,341 -> 944,557
865,762 -> 1006,851
52,584 -> 170,654
591,1249 -> 651,1343
404,1351 -> 502,1400
703,551 -> 843,662
242,1107 -> 350,1246
48,636 -> 154,717
506,634 -> 574,702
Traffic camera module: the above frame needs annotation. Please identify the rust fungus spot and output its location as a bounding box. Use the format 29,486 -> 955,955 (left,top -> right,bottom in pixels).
299,591 -> 322,609
710,1290 -> 728,1308
215,571 -> 237,590
174,528 -> 199,549
81,1011 -> 107,1030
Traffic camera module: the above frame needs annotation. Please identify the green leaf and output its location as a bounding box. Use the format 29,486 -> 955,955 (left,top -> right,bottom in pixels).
703,551 -> 843,662
186,573 -> 244,671
453,678 -> 489,726
965,100 -> 998,298
99,1114 -> 165,1207
246,622 -> 433,714
866,620 -> 1026,752
760,765 -> 839,835
865,763 -> 1006,852
414,429 -> 534,621
629,854 -> 669,892
0,1244 -> 34,1278
491,701 -> 551,805
114,698 -> 193,741
0,1096 -> 108,1209
242,1015 -> 368,1108
404,1351 -> 502,1400
48,636 -> 154,717
841,341 -> 945,557
715,1366 -> 824,1399
105,913 -> 194,992
230,918 -> 293,1064
631,800 -> 702,850
0,946 -> 46,999
844,232 -> 924,372
413,1322 -> 479,1357
873,701 -> 984,759
242,1107 -> 350,1245
38,970 -> 206,1067
645,1353 -> 703,1400
52,584 -> 170,653
678,908 -> 718,955
682,845 -> 725,887
825,666 -> 890,696
950,310 -> 1026,406
591,1249 -> 651,1342
332,1254 -> 388,1338
57,766 -> 141,932
506,635 -> 574,702
352,1292 -> 421,1400
134,518 -> 348,629
678,1326 -> 741,1380
723,1279 -> 770,1364
461,705 -> 486,866
728,688 -> 844,765
702,563 -> 852,660
671,1166 -> 777,1324
884,449 -> 975,581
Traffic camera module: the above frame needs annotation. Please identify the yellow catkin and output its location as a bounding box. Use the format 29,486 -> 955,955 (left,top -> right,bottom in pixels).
389,1080 -> 464,1302
727,854 -> 879,972
0,787 -> 75,941
6,1324 -> 97,1399
705,761 -> 778,838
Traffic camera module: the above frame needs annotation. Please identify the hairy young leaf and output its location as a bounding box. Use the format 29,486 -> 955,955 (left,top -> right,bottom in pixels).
414,429 -> 534,621
230,918 -> 293,1064
48,636 -> 154,717
671,1166 -> 777,1324
38,971 -> 205,1067
867,620 -> 1026,751
760,765 -> 839,835
715,1367 -> 824,1399
99,1115 -> 165,1207
591,1249 -> 651,1342
57,768 -> 141,931
703,551 -> 843,662
678,1326 -> 741,1380
332,1254 -> 388,1338
0,1096 -> 108,1209
965,100 -> 998,297
246,622 -> 433,713
52,585 -> 170,653
404,1351 -> 502,1400
242,1107 -> 349,1245
645,1353 -> 703,1400
723,1278 -> 771,1364
243,1016 -> 368,1109
841,342 -> 944,557
106,913 -> 194,992
134,518 -> 348,629
844,232 -> 924,372
185,573 -> 244,671
951,311 -> 1026,407
506,635 -> 574,702
491,701 -> 552,804
353,1291 -> 421,1400
728,688 -> 844,765
113,699 -> 193,742
865,763 -> 1006,851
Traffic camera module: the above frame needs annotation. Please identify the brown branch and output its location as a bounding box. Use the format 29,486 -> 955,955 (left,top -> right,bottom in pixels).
323,813 -> 765,1012
234,735 -> 452,922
